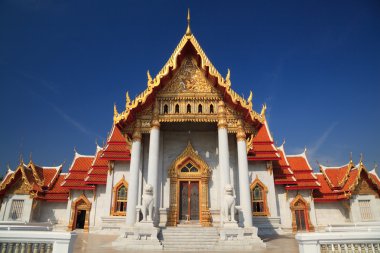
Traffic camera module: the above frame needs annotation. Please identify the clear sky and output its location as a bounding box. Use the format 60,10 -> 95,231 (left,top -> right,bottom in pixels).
0,0 -> 379,176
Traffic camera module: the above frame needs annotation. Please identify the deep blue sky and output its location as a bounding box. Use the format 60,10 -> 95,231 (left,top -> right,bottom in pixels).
0,0 -> 379,176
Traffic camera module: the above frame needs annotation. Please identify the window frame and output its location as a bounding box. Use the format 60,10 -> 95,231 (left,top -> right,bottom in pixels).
111,176 -> 129,216
250,177 -> 269,216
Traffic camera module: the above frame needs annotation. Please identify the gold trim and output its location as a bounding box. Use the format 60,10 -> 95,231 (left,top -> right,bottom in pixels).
167,142 -> 212,227
250,176 -> 270,216
290,194 -> 314,233
68,194 -> 92,232
236,120 -> 246,141
217,101 -> 227,129
113,31 -> 264,126
132,120 -> 142,141
111,176 -> 129,216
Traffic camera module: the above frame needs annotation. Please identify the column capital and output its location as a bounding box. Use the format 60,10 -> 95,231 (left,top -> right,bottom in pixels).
217,100 -> 227,129
236,120 -> 246,142
132,119 -> 142,141
151,100 -> 160,129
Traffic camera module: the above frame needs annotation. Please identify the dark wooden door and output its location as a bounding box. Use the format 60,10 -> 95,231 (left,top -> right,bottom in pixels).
295,209 -> 308,231
179,181 -> 199,221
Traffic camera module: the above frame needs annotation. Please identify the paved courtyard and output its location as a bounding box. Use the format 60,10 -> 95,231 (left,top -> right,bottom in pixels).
73,232 -> 299,253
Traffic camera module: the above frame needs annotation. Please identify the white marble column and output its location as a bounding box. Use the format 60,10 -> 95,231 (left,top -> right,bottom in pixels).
147,101 -> 160,223
236,120 -> 253,227
217,101 -> 231,188
126,120 -> 142,226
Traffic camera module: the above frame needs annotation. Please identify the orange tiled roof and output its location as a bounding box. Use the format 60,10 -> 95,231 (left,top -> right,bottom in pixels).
313,162 -> 380,202
85,146 -> 108,185
101,125 -> 131,161
285,151 -> 320,190
61,152 -> 95,190
273,146 -> 297,185
0,162 -> 69,202
247,121 -> 280,161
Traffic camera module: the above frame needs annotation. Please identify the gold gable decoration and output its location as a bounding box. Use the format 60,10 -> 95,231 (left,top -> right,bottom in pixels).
113,20 -> 264,127
160,56 -> 219,94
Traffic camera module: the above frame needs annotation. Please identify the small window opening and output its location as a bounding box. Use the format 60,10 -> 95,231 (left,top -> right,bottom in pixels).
175,104 -> 180,113
187,104 -> 191,113
198,104 -> 202,113
163,104 -> 168,114
210,104 -> 214,113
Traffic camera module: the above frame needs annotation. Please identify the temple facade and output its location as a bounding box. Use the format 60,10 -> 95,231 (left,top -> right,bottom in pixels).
0,12 -> 380,250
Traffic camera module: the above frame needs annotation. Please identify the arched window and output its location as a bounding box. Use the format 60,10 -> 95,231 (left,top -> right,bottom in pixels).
163,104 -> 168,114
180,162 -> 199,173
187,104 -> 191,113
198,104 -> 202,113
175,104 -> 180,113
112,177 -> 128,216
250,177 -> 269,216
209,104 -> 214,114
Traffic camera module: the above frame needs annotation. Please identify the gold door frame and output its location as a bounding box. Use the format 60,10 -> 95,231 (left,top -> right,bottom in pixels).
167,142 -> 212,227
68,194 -> 92,232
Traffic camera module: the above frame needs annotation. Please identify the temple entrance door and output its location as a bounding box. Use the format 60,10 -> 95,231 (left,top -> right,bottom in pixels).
179,181 -> 199,222
295,209 -> 307,231
75,210 -> 86,229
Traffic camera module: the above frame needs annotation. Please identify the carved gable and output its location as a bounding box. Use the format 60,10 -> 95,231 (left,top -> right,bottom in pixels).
8,178 -> 31,195
353,177 -> 380,198
159,56 -> 220,95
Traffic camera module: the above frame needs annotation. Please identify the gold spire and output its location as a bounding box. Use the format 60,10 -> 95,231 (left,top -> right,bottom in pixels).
114,103 -> 118,117
247,91 -> 253,104
186,9 -> 192,36
125,91 -> 131,109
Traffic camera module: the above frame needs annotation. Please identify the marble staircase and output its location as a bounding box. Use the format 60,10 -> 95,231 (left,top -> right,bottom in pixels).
160,224 -> 265,251
160,225 -> 219,251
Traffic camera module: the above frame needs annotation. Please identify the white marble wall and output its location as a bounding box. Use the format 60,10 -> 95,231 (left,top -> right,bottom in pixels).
0,194 -> 33,222
350,195 -> 380,222
248,161 -> 279,217
314,202 -> 349,227
38,202 -> 68,224
275,187 -> 316,231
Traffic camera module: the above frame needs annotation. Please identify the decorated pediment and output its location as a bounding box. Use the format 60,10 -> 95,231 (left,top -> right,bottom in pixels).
159,56 -> 220,96
8,177 -> 31,195
353,177 -> 380,198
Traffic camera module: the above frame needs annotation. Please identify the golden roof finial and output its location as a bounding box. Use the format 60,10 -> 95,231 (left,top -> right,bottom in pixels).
125,91 -> 131,109
349,152 -> 353,163
147,70 -> 152,85
359,153 -> 364,165
247,91 -> 253,104
114,103 -> 118,117
260,103 -> 267,117
186,8 -> 192,36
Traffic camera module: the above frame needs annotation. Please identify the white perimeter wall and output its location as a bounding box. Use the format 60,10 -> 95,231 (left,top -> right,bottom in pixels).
39,202 -> 68,225
314,201 -> 349,227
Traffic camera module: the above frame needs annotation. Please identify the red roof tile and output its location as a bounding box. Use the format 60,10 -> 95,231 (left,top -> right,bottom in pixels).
85,146 -> 109,185
101,125 -> 131,161
273,145 -> 296,185
285,151 -> 320,190
313,162 -> 380,202
61,153 -> 95,190
248,121 -> 280,161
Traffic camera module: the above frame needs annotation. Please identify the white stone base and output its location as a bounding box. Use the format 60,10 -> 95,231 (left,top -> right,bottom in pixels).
113,222 -> 162,250
217,226 -> 265,250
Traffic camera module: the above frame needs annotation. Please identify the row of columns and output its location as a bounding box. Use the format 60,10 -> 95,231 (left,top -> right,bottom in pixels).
126,100 -> 253,228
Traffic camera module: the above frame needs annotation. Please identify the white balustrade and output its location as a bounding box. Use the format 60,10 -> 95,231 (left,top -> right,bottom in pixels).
296,231 -> 380,253
0,230 -> 77,253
